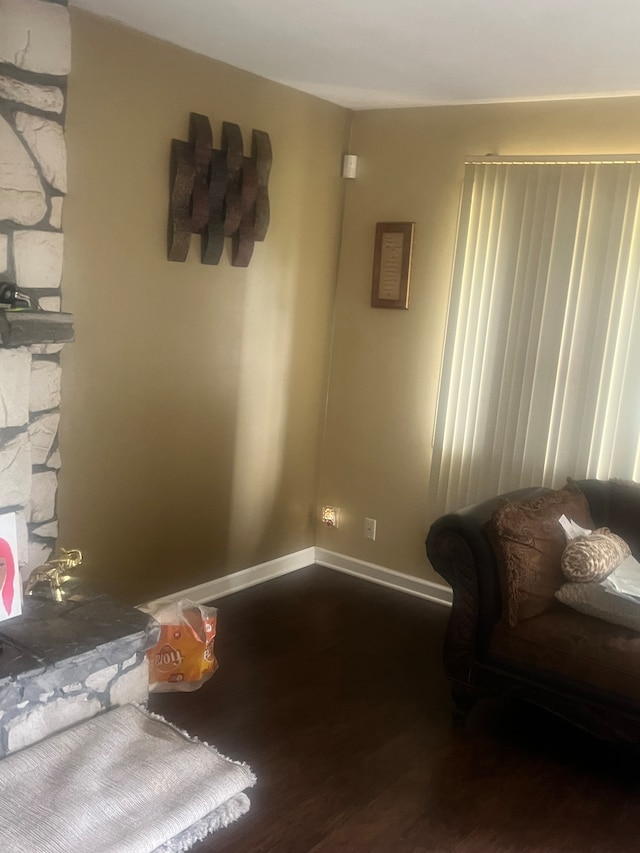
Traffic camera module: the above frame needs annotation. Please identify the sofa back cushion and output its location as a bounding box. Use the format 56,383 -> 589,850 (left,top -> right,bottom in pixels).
487,482 -> 595,626
607,480 -> 640,558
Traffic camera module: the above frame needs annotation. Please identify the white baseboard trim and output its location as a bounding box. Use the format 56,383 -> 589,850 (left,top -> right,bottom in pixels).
142,546 -> 316,609
314,548 -> 452,606
142,546 -> 452,610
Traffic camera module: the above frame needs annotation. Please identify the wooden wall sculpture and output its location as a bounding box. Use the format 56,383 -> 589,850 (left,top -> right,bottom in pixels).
168,113 -> 272,267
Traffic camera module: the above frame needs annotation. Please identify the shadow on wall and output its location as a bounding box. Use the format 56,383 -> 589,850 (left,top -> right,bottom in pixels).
226,252 -> 295,564
226,112 -> 342,568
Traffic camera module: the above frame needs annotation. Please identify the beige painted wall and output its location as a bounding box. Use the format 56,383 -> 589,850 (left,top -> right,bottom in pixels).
59,13 -> 640,601
59,10 -> 349,602
317,96 -> 640,583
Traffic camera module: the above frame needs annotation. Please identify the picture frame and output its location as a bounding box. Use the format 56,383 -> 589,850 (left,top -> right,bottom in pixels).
0,512 -> 21,622
371,221 -> 414,309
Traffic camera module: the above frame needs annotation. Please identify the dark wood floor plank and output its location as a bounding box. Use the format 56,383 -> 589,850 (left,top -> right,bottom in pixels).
150,565 -> 640,853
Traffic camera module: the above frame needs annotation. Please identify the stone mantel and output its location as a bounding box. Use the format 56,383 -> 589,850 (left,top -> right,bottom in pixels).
0,309 -> 74,347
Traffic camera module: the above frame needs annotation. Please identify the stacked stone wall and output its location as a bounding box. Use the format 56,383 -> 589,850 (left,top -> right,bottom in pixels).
0,0 -> 71,578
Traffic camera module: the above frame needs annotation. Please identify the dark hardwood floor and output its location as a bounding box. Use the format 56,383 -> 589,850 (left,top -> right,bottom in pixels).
150,565 -> 640,853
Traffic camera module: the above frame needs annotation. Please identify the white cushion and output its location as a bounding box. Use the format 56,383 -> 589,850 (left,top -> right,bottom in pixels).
556,569 -> 640,633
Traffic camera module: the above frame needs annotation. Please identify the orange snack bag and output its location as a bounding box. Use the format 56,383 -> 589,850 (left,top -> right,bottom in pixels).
141,599 -> 218,692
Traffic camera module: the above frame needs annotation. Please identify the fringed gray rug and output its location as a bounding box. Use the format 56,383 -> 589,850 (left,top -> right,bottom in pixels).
0,703 -> 255,852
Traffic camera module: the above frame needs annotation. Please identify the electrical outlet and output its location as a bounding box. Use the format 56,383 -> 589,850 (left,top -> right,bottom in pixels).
364,517 -> 376,540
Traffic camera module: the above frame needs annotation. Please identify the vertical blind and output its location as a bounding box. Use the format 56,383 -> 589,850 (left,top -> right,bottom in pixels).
431,158 -> 640,513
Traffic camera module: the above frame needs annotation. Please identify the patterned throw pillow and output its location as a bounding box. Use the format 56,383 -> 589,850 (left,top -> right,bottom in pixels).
561,529 -> 631,582
487,481 -> 595,626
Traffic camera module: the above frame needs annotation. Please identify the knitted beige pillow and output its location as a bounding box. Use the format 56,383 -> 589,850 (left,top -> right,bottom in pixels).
561,528 -> 630,582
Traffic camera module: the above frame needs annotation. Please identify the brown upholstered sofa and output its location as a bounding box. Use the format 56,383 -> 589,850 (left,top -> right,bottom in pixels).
426,478 -> 640,742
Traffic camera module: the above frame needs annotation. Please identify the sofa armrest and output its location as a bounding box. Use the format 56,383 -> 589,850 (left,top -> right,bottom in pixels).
427,523 -> 483,683
426,487 -> 549,680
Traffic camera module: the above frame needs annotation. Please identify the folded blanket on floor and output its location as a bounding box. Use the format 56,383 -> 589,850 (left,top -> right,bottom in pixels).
0,703 -> 256,853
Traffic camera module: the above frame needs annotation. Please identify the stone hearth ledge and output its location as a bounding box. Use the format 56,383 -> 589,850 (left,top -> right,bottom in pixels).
0,583 -> 160,756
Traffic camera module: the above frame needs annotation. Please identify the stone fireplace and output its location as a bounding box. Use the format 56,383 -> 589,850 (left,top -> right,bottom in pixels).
0,0 -> 73,580
0,0 -> 159,757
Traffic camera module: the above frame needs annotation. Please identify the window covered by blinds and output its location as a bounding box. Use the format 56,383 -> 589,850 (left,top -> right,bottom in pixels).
431,158 -> 640,512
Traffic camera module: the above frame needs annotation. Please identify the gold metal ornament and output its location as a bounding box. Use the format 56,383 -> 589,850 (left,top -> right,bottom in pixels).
25,548 -> 83,601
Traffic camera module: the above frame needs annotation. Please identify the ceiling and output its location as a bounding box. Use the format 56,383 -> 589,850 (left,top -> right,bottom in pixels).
70,0 -> 640,110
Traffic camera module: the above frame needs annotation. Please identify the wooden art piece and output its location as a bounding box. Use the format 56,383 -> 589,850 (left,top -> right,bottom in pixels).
222,121 -> 244,238
189,113 -> 213,233
168,113 -> 272,267
202,149 -> 227,265
252,130 -> 272,242
232,156 -> 258,267
168,139 -> 195,262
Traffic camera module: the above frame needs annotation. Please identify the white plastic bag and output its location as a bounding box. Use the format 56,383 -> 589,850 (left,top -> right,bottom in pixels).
140,598 -> 218,693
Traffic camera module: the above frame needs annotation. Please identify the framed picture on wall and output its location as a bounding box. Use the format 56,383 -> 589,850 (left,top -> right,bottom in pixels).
0,512 -> 21,622
371,221 -> 415,309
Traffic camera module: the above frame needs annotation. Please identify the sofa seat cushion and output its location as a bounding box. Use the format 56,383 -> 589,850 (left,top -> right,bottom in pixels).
489,604 -> 640,705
